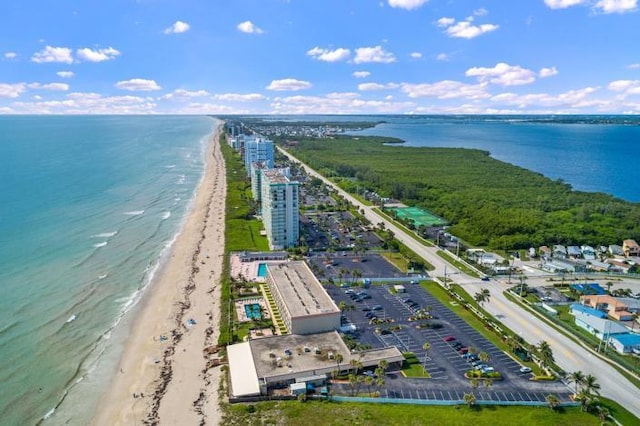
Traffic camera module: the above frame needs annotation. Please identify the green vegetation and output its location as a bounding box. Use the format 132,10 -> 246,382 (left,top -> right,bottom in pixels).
598,396 -> 640,426
283,136 -> 640,250
437,250 -> 479,277
219,139 -> 270,345
222,141 -> 269,252
224,400 -> 602,426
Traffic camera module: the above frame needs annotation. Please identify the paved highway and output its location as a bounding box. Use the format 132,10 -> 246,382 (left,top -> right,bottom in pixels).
281,147 -> 640,418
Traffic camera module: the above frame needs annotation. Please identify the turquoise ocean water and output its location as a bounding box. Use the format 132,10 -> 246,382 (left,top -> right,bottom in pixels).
0,115 -> 214,425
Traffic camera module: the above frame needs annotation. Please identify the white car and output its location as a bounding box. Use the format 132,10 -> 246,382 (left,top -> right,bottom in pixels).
519,366 -> 532,374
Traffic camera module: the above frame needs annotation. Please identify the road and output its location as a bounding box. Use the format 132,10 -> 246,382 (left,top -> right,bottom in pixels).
281,146 -> 640,418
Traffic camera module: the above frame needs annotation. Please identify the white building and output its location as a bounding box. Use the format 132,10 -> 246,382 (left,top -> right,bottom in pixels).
244,136 -> 274,175
266,261 -> 340,335
261,169 -> 299,249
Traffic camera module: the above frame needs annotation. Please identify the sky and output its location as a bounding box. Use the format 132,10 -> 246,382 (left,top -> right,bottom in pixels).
1,0 -> 640,114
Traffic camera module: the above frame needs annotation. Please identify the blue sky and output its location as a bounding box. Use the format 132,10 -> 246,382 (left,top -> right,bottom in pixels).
1,0 -> 639,114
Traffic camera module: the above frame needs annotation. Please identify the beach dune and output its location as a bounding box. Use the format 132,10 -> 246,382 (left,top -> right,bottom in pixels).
92,122 -> 226,425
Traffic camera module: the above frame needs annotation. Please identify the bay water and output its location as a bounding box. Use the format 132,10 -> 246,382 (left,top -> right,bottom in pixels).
0,115 -> 214,425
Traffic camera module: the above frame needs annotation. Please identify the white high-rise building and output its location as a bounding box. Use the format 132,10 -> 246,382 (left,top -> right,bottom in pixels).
244,137 -> 274,175
261,169 -> 299,250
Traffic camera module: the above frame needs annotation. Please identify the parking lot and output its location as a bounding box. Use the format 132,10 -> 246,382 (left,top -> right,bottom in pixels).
327,282 -> 573,402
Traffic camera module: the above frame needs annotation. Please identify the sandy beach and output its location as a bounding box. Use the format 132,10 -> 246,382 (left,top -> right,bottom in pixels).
92,121 -> 226,425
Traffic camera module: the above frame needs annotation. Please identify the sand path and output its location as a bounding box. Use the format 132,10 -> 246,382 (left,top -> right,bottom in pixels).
92,120 -> 226,425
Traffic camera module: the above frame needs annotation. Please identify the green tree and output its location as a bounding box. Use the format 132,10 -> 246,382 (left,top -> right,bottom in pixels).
478,351 -> 490,364
545,394 -> 560,410
537,341 -> 554,368
463,392 -> 476,408
335,353 -> 344,375
474,288 -> 491,306
583,374 -> 601,396
422,342 -> 431,372
568,371 -> 585,396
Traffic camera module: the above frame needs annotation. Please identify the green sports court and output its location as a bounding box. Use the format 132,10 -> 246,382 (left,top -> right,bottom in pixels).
388,206 -> 448,227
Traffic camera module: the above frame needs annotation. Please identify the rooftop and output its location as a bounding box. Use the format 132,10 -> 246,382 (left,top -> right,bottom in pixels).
263,169 -> 295,184
610,332 -> 640,345
267,261 -> 339,319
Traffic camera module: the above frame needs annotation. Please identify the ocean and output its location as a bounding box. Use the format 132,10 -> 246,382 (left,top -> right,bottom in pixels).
0,115 -> 215,425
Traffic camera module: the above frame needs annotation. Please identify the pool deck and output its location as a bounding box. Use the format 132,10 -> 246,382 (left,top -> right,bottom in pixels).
229,253 -> 286,283
234,297 -> 270,323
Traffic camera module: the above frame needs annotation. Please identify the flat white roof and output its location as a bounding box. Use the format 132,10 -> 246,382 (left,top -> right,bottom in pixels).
267,261 -> 339,319
227,342 -> 261,397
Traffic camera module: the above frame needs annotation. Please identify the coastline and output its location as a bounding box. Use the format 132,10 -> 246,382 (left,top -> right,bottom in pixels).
91,120 -> 226,425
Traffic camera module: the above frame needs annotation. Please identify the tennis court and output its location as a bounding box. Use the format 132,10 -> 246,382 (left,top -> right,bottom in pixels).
389,206 -> 448,227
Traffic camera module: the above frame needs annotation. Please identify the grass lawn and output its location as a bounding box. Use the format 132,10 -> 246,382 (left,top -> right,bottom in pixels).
401,362 -> 431,378
380,252 -> 409,272
436,250 -> 479,278
599,396 -> 640,425
224,400 -> 603,426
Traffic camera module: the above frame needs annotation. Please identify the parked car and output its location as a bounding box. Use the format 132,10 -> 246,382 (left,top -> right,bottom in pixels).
473,364 -> 487,371
519,366 -> 532,374
465,354 -> 479,362
452,342 -> 463,349
481,366 -> 495,373
471,360 -> 484,367
458,347 -> 469,354
362,307 -> 371,312
372,305 -> 383,311
444,336 -> 456,342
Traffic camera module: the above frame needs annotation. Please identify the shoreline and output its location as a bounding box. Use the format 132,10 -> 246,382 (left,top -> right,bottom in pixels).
91,120 -> 226,425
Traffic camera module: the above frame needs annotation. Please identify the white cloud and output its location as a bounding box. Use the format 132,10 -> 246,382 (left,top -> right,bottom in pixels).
387,0 -> 429,10
353,71 -> 371,78
358,82 -> 400,91
436,53 -> 450,61
237,21 -> 264,34
436,17 -> 455,27
57,71 -> 75,78
4,52 -> 17,59
594,0 -> 638,13
490,87 -> 599,108
437,17 -> 499,39
10,92 -> 157,114
410,52 -> 422,59
474,8 -> 488,16
401,80 -> 489,99
214,93 -> 267,102
31,46 -> 74,64
164,21 -> 190,34
266,78 -> 312,91
176,103 -> 252,115
76,47 -> 120,62
0,83 -> 26,98
354,46 -> 396,64
115,79 -> 161,91
270,92 -> 414,114
27,82 -> 69,91
627,63 -> 640,69
608,79 -> 640,95
160,89 -> 210,100
465,63 -> 537,86
539,67 -> 559,78
307,47 -> 351,62
544,0 -> 585,9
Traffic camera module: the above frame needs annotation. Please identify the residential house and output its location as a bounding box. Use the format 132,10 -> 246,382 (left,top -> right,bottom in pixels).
569,303 -> 606,319
605,259 -> 632,274
608,244 -> 624,256
587,260 -> 611,273
623,239 -> 640,257
553,245 -> 567,259
581,245 -> 596,260
580,295 -> 634,321
567,245 -> 582,258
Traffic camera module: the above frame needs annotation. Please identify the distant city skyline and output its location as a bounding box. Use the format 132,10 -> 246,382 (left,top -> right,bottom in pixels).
1,0 -> 639,114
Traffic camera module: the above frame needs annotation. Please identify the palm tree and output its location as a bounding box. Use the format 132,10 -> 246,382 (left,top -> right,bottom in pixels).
463,392 -> 476,407
348,373 -> 358,396
469,378 -> 479,391
474,288 -> 491,306
537,341 -> 554,368
545,394 -> 560,410
335,353 -> 344,375
597,405 -> 610,422
378,359 -> 389,373
605,281 -> 613,294
375,376 -> 386,397
478,351 -> 490,364
483,378 -> 492,390
422,342 -> 431,372
583,374 -> 601,396
568,371 -> 585,396
364,375 -> 374,396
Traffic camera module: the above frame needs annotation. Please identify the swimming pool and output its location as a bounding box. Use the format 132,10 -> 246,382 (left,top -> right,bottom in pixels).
244,303 -> 262,320
257,263 -> 267,277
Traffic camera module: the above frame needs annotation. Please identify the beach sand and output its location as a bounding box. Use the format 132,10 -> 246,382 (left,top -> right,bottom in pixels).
92,122 -> 226,425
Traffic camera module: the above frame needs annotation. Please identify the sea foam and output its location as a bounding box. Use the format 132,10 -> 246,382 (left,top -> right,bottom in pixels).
93,242 -> 107,248
161,211 -> 171,220
91,231 -> 118,238
124,210 -> 144,216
